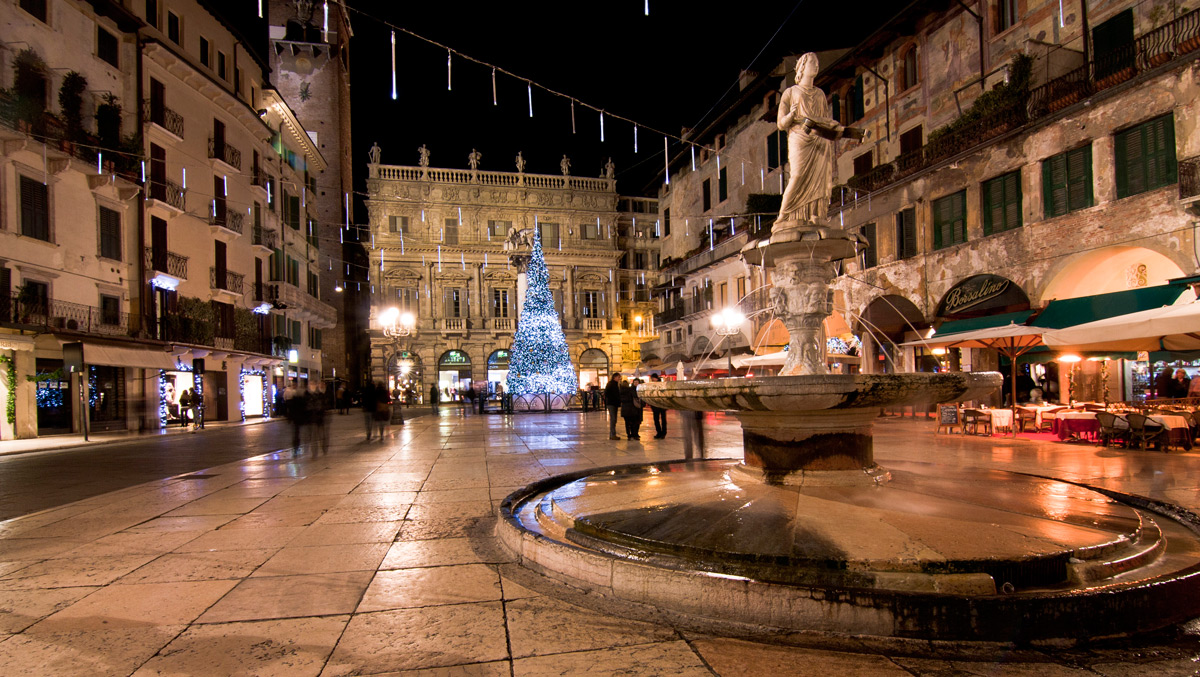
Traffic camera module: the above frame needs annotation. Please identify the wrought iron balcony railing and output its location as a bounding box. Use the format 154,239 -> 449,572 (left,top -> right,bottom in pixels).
144,99 -> 184,138
253,225 -> 277,249
144,247 -> 189,279
1,294 -> 132,336
208,138 -> 243,170
209,267 -> 245,294
148,178 -> 186,211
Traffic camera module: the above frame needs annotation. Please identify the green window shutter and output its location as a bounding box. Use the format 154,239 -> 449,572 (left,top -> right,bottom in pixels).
1116,123 -> 1141,198
1043,153 -> 1066,218
983,177 -> 1000,235
1003,171 -> 1021,231
1146,114 -> 1177,190
935,190 -> 966,248
1066,144 -> 1093,211
953,190 -> 966,244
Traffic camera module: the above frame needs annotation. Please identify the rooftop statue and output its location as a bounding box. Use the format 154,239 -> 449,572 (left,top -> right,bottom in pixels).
468,148 -> 482,171
515,151 -> 526,173
368,142 -> 381,165
417,144 -> 430,168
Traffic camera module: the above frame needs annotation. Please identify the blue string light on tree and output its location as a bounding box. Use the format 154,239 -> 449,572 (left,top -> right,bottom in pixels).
506,232 -> 577,395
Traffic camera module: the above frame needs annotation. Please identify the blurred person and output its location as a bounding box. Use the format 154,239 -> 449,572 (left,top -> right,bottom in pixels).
372,382 -> 391,440
605,373 -> 622,440
309,382 -> 329,454
361,383 -> 379,441
285,380 -> 308,453
1173,369 -> 1191,399
430,384 -> 440,415
648,373 -> 667,438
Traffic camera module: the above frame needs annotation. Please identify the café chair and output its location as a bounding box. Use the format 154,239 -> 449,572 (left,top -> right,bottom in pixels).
1125,413 -> 1167,452
962,409 -> 992,436
1096,412 -> 1130,448
1016,407 -> 1037,433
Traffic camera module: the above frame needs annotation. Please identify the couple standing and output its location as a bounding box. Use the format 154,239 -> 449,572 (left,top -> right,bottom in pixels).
604,373 -> 668,440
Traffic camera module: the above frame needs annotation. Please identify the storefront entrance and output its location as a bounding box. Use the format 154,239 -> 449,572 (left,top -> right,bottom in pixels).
242,372 -> 265,418
88,365 -> 126,432
578,348 -> 608,388
487,349 -> 510,394
35,358 -> 71,434
438,350 -> 472,401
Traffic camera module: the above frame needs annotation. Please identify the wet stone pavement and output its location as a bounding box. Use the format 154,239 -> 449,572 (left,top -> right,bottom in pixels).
0,409 -> 1198,675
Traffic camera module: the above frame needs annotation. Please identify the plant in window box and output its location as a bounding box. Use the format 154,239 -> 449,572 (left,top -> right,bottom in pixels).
15,284 -> 44,324
95,93 -> 122,157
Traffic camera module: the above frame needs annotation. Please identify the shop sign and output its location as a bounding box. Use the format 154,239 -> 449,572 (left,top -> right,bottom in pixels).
441,350 -> 470,365
938,274 -> 1029,317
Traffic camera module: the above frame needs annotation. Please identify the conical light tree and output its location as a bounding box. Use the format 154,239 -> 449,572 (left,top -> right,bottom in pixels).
507,231 -> 577,395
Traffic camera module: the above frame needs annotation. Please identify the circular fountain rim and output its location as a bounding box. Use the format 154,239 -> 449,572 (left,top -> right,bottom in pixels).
497,458 -> 1200,644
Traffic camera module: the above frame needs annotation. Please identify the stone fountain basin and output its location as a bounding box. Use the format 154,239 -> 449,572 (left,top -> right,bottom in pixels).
637,372 -> 1002,413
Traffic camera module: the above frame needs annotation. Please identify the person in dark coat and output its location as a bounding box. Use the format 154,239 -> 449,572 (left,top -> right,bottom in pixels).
1155,368 -> 1174,400
648,373 -> 667,438
604,373 -> 623,440
429,384 -> 440,414
371,382 -> 391,440
620,378 -> 644,440
361,383 -> 379,441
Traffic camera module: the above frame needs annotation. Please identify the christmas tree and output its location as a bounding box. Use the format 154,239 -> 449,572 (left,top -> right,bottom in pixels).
507,230 -> 577,395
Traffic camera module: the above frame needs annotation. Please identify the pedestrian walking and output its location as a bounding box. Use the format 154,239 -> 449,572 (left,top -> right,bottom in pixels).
309,382 -> 329,454
430,384 -> 440,415
620,378 -> 644,440
648,373 -> 667,438
178,388 -> 192,428
605,373 -> 622,440
285,380 -> 308,453
361,383 -> 379,441
372,382 -> 391,440
681,410 -> 706,460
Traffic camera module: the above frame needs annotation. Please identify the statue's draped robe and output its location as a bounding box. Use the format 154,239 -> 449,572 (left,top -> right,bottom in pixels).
778,85 -> 834,223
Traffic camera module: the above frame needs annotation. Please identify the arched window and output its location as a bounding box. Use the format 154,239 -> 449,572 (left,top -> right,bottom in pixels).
851,75 -> 866,122
901,47 -> 918,90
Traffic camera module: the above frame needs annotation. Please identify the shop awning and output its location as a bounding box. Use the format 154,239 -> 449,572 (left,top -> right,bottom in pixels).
934,310 -> 1034,337
83,343 -> 178,370
1033,284 -> 1187,329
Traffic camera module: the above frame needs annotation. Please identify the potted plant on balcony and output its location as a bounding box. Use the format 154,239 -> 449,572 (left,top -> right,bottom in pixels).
12,49 -> 48,132
58,71 -> 87,152
95,93 -> 122,163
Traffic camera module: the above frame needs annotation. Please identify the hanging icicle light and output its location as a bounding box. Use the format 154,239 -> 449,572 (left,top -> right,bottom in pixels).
645,0 -> 649,15
258,0 -> 263,18
447,49 -> 452,90
97,152 -> 103,175
599,110 -> 605,142
691,145 -> 696,171
390,32 -> 397,100
570,100 -> 576,134
492,68 -> 497,106
663,136 -> 670,185
527,83 -> 533,117
633,125 -> 638,153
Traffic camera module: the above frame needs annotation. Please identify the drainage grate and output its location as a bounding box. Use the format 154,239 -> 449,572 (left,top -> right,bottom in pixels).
178,474 -> 219,480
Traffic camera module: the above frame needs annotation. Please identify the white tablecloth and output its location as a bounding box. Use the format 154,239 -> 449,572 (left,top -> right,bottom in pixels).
987,409 -> 1014,431
1150,414 -> 1189,430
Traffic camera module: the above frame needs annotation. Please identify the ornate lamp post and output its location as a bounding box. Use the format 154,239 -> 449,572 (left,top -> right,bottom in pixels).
380,307 -> 417,393
711,307 -> 745,376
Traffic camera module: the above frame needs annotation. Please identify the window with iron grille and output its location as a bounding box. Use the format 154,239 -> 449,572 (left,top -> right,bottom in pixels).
933,191 -> 967,250
99,206 -> 121,260
1043,144 -> 1093,218
982,170 -> 1022,235
1115,114 -> 1177,199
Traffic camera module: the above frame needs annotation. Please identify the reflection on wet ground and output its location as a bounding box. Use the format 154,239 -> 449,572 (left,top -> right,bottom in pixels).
0,410 -> 1197,674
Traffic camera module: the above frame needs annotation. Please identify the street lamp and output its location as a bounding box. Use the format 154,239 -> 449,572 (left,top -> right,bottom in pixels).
711,307 -> 745,375
381,307 -> 416,339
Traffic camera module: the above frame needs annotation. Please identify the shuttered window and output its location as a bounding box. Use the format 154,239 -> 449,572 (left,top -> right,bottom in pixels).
851,75 -> 865,121
859,223 -> 877,269
982,171 -> 1022,235
896,208 -> 918,259
1116,114 -> 1177,198
19,176 -> 49,241
1043,145 -> 1093,218
932,191 -> 966,250
99,206 -> 121,260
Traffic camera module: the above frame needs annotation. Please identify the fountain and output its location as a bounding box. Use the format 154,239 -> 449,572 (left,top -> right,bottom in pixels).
497,53 -> 1200,643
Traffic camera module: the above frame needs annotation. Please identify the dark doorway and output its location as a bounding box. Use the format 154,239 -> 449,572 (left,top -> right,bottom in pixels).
35,358 -> 71,434
88,365 -> 126,432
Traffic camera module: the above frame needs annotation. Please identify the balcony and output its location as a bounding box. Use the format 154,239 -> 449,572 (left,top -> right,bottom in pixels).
144,100 -> 184,141
662,231 -> 748,279
492,317 -> 514,332
267,283 -> 337,328
209,267 -> 244,304
148,178 -> 186,214
583,318 -> 607,332
443,318 -> 466,332
251,166 -> 269,193
654,305 -> 687,326
209,208 -> 244,242
1,294 -> 133,337
252,225 -> 277,254
144,247 -> 189,291
208,138 -> 242,171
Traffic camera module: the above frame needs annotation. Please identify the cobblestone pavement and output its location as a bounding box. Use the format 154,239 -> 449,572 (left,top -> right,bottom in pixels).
0,409 -> 1197,676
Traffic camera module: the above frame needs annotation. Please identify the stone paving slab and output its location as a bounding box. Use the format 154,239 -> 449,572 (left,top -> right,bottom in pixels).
0,410 -> 1196,674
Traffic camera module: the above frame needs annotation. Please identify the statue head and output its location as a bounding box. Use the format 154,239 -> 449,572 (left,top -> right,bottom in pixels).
795,52 -> 819,80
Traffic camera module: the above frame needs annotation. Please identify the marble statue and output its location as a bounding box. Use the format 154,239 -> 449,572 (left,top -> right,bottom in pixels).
417,144 -> 430,167
368,142 -> 381,165
469,148 -> 482,171
776,52 -> 861,224
560,155 -> 571,176
516,151 -> 526,173
604,157 -> 615,180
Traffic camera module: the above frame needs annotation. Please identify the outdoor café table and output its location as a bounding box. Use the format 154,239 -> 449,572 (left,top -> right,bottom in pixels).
1027,404 -> 1064,430
1149,414 -> 1193,450
988,408 -> 1014,432
1053,411 -> 1099,441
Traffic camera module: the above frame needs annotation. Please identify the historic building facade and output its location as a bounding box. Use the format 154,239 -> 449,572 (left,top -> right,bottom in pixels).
364,154 -> 658,398
0,0 -> 331,437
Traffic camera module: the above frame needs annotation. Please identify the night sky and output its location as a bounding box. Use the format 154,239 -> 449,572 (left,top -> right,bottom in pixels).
342,1 -> 906,205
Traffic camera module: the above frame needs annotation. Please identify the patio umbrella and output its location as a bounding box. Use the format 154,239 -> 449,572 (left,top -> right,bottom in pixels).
902,322 -> 1045,436
1042,302 -> 1200,352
